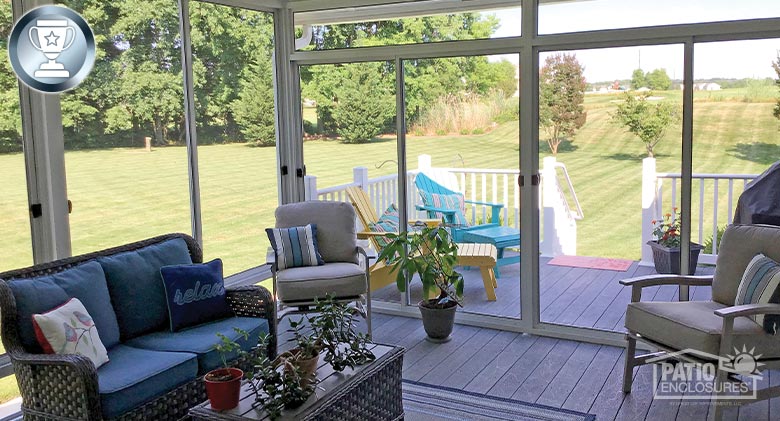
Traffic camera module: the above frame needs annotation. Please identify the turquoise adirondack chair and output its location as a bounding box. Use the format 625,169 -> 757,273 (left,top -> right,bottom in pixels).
414,172 -> 521,277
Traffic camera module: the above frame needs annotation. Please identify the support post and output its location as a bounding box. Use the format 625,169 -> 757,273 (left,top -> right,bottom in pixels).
641,157 -> 658,266
540,156 -> 558,256
418,154 -> 431,172
303,175 -> 317,201
353,167 -> 369,189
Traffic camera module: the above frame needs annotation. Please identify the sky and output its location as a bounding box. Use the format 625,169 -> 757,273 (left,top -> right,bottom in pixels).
487,0 -> 780,82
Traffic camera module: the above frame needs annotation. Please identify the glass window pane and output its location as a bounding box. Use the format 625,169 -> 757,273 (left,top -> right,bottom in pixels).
540,0 -> 780,35
0,0 -> 25,406
296,3 -> 521,50
61,0 -> 190,255
537,45 -> 685,332
300,61 -> 398,305
190,2 -> 277,276
692,39 -> 780,261
404,54 -> 521,318
0,0 -> 31,274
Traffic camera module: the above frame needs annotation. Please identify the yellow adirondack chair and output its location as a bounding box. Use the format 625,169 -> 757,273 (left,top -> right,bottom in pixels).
345,186 -> 500,300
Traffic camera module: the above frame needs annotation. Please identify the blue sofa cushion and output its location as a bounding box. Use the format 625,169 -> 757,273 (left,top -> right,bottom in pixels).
98,344 -> 198,419
126,317 -> 268,374
7,261 -> 121,352
161,259 -> 234,332
98,238 -> 192,340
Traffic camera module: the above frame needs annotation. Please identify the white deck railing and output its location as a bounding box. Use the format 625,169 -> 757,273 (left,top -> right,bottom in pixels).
304,154 -> 581,256
641,157 -> 757,265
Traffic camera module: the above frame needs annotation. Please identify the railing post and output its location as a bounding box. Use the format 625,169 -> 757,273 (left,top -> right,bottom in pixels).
418,154 -> 431,171
353,167 -> 369,189
540,156 -> 559,256
641,157 -> 658,266
304,175 -> 317,201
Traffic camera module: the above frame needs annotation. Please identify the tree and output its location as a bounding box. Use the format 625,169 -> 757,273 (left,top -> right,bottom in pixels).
331,63 -> 395,144
539,53 -> 587,155
631,69 -> 647,89
612,92 -> 680,157
646,68 -> 672,91
773,51 -> 780,122
0,0 -> 21,150
232,59 -> 276,146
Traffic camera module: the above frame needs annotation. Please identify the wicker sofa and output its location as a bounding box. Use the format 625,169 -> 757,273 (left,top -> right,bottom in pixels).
0,233 -> 276,421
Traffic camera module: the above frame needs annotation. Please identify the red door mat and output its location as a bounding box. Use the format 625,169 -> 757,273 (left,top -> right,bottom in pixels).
548,255 -> 634,271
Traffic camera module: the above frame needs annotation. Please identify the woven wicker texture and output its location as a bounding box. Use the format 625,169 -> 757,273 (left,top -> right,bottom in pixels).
0,233 -> 276,421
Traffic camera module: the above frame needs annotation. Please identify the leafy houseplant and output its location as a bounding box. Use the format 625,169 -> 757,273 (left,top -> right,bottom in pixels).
204,328 -> 249,410
221,296 -> 375,419
282,296 -> 375,384
378,222 -> 465,342
648,209 -> 703,275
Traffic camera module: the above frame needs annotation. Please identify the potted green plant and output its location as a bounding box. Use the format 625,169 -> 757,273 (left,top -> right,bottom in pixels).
648,209 -> 703,275
378,222 -> 464,342
282,295 -> 375,385
204,328 -> 249,410
246,334 -> 315,419
236,297 -> 375,419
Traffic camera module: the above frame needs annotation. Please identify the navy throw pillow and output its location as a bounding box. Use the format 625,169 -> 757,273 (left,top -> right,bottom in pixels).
160,259 -> 234,332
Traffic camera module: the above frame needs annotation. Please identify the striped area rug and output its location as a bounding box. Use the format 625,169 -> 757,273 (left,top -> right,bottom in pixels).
403,380 -> 596,421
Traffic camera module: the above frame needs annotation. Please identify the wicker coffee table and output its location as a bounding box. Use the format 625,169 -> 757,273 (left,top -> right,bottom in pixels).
189,344 -> 404,420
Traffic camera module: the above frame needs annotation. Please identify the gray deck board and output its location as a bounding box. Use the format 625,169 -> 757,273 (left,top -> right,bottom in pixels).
279,313 -> 773,420
372,257 -> 715,334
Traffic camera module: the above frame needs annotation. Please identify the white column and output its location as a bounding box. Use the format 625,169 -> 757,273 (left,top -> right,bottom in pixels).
418,154 -> 431,172
303,175 -> 317,201
353,167 -> 369,189
540,156 -> 559,257
640,157 -> 658,266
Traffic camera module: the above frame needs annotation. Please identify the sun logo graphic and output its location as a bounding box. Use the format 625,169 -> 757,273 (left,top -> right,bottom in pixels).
649,347 -> 764,400
722,345 -> 765,376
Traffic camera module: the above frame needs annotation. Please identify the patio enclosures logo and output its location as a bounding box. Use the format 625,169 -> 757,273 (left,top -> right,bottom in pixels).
651,347 -> 764,400
8,5 -> 95,93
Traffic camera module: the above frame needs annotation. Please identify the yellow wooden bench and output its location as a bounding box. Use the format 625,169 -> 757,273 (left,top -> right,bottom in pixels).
345,186 -> 499,301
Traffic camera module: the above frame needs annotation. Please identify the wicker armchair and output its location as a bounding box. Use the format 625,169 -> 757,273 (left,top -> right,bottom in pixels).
0,233 -> 276,421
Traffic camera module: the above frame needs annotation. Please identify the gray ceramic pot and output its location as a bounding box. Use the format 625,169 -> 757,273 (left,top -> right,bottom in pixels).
418,300 -> 457,343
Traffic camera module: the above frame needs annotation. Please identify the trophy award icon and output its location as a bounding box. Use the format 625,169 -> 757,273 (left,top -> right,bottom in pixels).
29,20 -> 75,78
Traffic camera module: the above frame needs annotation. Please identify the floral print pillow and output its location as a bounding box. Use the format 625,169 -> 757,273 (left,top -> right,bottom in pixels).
32,298 -> 109,368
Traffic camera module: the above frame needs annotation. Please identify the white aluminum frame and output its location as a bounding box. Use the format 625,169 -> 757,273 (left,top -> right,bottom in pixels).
12,0 -> 780,353
278,1 -> 780,345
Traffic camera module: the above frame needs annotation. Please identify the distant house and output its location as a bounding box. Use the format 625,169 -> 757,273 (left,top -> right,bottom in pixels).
681,82 -> 722,91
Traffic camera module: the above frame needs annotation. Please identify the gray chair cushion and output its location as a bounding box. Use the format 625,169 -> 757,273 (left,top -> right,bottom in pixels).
625,300 -> 780,358
275,201 -> 358,264
712,224 -> 780,305
276,263 -> 366,302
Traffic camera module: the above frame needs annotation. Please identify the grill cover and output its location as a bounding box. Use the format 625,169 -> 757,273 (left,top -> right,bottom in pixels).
733,161 -> 780,226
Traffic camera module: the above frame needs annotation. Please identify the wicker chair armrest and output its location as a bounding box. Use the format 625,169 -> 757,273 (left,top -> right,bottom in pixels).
226,285 -> 276,358
12,352 -> 102,420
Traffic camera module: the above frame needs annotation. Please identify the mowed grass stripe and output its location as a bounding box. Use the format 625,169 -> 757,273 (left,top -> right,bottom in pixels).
1,96 -> 776,275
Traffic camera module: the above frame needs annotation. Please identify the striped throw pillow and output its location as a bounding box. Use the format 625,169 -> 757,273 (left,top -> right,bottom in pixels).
735,253 -> 780,334
422,192 -> 469,226
368,204 -> 400,252
266,224 -> 325,270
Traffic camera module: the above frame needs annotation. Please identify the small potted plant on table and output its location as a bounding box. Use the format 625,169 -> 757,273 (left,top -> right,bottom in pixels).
204,329 -> 249,410
648,209 -> 703,275
378,222 -> 464,342
223,296 -> 375,419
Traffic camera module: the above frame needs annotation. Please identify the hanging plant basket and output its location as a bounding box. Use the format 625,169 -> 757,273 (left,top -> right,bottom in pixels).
647,241 -> 703,275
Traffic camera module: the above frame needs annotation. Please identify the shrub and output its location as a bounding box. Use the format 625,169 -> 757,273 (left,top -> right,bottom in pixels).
332,63 -> 394,144
472,128 -> 484,135
459,128 -> 471,135
411,89 -> 515,136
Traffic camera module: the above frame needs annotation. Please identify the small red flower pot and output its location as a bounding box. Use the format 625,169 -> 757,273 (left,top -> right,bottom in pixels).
204,367 -> 243,410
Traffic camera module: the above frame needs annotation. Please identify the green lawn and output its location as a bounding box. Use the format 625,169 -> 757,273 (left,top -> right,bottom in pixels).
0,90 -> 777,402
